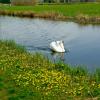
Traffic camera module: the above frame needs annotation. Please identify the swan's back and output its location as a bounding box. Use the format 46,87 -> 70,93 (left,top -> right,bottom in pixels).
50,40 -> 65,52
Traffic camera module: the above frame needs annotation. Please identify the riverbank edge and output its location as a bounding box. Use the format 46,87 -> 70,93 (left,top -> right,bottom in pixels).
0,10 -> 100,24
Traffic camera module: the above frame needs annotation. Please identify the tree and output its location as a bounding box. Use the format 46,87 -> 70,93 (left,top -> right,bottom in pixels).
0,0 -> 10,3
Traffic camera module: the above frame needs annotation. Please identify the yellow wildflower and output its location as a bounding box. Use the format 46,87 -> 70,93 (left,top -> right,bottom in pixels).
98,84 -> 100,88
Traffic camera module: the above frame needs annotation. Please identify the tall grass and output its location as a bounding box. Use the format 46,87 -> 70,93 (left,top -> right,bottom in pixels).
0,40 -> 100,100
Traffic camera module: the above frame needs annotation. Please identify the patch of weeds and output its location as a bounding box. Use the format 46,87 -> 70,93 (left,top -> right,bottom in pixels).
8,88 -> 16,94
0,82 -> 4,90
0,76 -> 4,82
8,96 -> 19,100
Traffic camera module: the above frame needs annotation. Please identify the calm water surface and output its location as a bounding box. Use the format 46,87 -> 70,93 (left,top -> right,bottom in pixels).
0,16 -> 100,71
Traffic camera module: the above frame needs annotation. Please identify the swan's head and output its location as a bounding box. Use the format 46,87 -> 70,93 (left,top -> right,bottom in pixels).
60,40 -> 64,44
56,40 -> 64,44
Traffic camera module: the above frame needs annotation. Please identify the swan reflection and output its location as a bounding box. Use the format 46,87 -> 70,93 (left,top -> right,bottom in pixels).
51,52 -> 65,63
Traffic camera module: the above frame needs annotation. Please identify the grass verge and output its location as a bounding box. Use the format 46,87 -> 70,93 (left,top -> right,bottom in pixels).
0,40 -> 100,100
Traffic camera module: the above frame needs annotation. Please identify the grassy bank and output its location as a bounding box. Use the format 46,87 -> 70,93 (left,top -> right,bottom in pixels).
0,3 -> 100,24
0,40 -> 100,100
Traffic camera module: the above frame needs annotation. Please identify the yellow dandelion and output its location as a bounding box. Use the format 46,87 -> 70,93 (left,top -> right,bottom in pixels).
98,84 -> 100,88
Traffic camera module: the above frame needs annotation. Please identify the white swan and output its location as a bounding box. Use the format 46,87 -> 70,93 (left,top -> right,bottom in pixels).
50,40 -> 65,53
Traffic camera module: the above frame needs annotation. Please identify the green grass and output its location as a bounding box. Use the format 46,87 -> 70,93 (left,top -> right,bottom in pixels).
0,3 -> 100,17
0,40 -> 100,100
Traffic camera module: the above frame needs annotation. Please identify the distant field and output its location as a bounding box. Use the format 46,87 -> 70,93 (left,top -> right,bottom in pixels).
0,3 -> 100,17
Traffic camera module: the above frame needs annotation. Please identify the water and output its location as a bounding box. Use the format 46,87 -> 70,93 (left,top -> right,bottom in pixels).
0,16 -> 100,71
